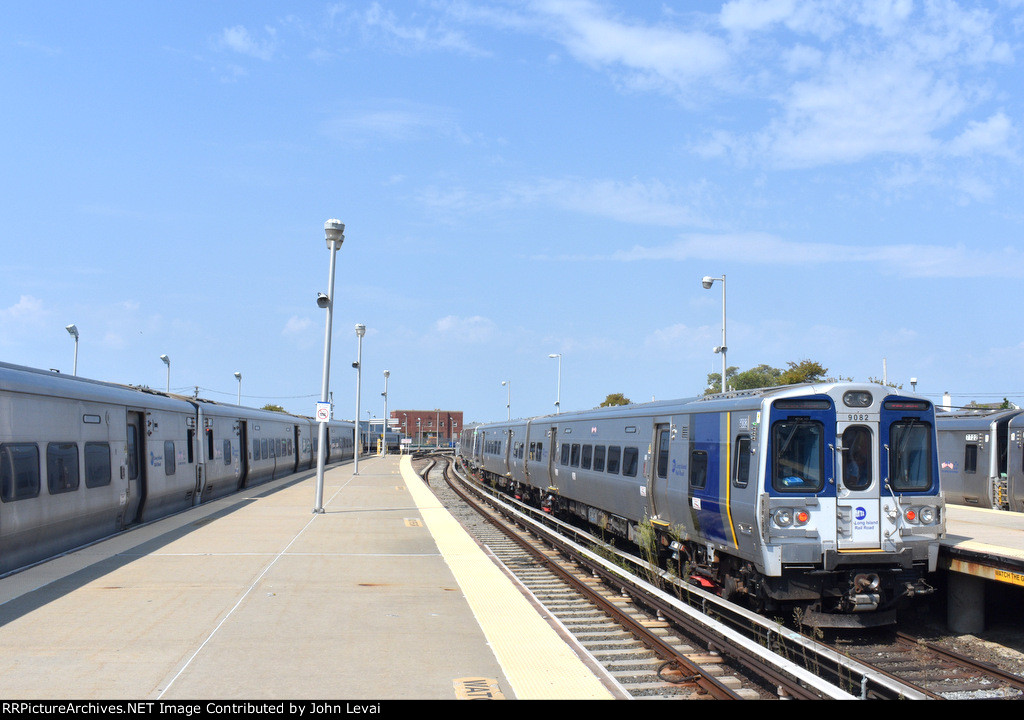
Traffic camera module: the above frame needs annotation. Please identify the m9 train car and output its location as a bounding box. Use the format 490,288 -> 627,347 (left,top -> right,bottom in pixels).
935,408 -> 1022,510
461,383 -> 944,627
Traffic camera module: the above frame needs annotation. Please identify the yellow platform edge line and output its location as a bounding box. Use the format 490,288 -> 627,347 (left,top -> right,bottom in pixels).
399,456 -> 614,701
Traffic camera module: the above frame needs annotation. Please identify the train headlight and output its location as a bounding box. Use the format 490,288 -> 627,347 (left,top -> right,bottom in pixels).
919,506 -> 936,525
773,508 -> 793,527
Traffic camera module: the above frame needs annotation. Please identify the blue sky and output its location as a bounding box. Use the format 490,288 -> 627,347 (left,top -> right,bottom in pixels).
2,1 -> 1024,425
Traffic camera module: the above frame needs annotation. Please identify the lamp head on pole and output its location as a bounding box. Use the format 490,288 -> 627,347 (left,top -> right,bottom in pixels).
66,324 -> 79,340
234,372 -> 241,381
355,323 -> 365,338
701,276 -> 715,289
160,354 -> 170,366
324,219 -> 345,249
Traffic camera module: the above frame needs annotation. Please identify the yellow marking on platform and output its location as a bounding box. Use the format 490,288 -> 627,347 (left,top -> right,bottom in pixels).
400,456 -> 613,701
404,518 -> 423,527
454,677 -> 505,700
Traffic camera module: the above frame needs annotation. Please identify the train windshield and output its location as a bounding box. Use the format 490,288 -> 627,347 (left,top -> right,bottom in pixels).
888,420 -> 933,491
771,419 -> 825,492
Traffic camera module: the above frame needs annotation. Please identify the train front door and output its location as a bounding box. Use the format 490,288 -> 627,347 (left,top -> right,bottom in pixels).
836,420 -> 881,550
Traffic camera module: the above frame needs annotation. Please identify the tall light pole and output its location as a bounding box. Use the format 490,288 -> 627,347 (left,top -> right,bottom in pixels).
353,323 -> 365,475
160,354 -> 170,392
702,275 -> 727,393
501,380 -> 511,420
314,218 -> 345,514
233,372 -> 242,404
66,324 -> 79,376
548,353 -> 561,414
382,370 -> 390,456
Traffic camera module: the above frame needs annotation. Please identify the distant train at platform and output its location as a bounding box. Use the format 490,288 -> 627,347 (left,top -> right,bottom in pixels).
0,361 -> 358,575
936,407 -> 1024,512
460,382 -> 945,627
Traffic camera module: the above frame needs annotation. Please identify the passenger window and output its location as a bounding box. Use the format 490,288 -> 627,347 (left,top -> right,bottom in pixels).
690,450 -> 708,489
733,436 -> 751,488
127,425 -> 139,481
593,445 -> 605,472
164,441 -> 176,476
47,442 -> 80,494
207,430 -> 214,461
964,444 -> 978,474
261,439 -> 268,460
606,446 -> 621,474
1,443 -> 40,501
841,426 -> 872,491
581,445 -> 592,470
623,447 -> 638,477
85,442 -> 112,488
570,444 -> 580,467
771,419 -> 824,492
253,438 -> 260,461
536,442 -> 543,461
560,443 -> 570,465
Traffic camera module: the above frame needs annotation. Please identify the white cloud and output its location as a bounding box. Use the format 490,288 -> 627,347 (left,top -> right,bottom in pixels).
283,316 -> 312,335
435,315 -> 497,343
219,25 -> 276,60
947,112 -> 1016,158
609,233 -> 1024,278
0,295 -> 46,322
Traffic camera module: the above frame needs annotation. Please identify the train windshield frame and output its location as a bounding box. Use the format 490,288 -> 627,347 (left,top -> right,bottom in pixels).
888,419 -> 934,492
770,418 -> 826,493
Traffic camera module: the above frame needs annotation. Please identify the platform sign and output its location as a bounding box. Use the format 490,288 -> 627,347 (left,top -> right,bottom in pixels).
315,402 -> 331,423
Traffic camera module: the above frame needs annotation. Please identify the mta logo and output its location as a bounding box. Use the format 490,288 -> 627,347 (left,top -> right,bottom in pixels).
855,507 -> 867,520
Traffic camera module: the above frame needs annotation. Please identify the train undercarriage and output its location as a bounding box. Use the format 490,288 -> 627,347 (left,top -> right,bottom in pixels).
476,469 -> 934,629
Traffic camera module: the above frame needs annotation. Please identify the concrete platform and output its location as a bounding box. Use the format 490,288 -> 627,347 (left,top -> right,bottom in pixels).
0,455 -> 618,700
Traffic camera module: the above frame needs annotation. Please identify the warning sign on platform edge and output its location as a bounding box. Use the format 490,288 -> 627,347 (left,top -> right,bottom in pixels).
315,402 -> 331,422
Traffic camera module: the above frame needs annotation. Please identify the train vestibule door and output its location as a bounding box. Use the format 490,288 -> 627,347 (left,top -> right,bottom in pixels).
649,423 -> 671,522
124,411 -> 146,526
835,421 -> 881,550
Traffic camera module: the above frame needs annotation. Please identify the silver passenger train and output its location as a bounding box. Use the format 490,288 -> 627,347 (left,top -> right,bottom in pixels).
460,382 -> 945,627
936,407 -> 1024,512
0,361 -> 357,575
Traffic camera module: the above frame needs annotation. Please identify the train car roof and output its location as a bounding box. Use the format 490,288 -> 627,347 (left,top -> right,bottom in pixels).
0,360 -> 195,411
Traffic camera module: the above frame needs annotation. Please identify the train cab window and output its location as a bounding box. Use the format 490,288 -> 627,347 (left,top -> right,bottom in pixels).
581,445 -> 592,470
164,441 -> 176,476
771,419 -> 824,492
223,440 -> 232,465
47,442 -> 80,494
1,443 -> 40,501
207,430 -> 215,461
606,446 -> 621,474
690,450 -> 708,489
733,436 -> 751,488
841,426 -> 872,491
127,426 -> 139,481
593,445 -> 605,472
84,442 -> 112,488
623,447 -> 639,477
889,420 -> 933,491
964,444 -> 978,474
570,443 -> 580,467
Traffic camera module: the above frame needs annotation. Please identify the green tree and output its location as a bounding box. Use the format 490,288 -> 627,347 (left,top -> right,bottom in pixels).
600,393 -> 631,407
261,403 -> 286,413
779,360 -> 829,385
705,359 -> 839,395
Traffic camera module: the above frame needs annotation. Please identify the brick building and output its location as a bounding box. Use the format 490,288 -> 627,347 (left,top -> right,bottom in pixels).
390,409 -> 464,445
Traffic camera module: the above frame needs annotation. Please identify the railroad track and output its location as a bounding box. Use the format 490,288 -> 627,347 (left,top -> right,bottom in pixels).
836,631 -> 1024,699
415,456 -> 768,699
423,454 -> 1024,700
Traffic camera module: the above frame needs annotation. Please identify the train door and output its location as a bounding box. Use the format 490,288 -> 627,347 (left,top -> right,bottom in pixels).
293,425 -> 301,474
547,426 -> 558,486
649,422 -> 671,522
836,420 -> 881,550
124,411 -> 146,526
238,420 -> 249,488
503,428 -> 513,477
